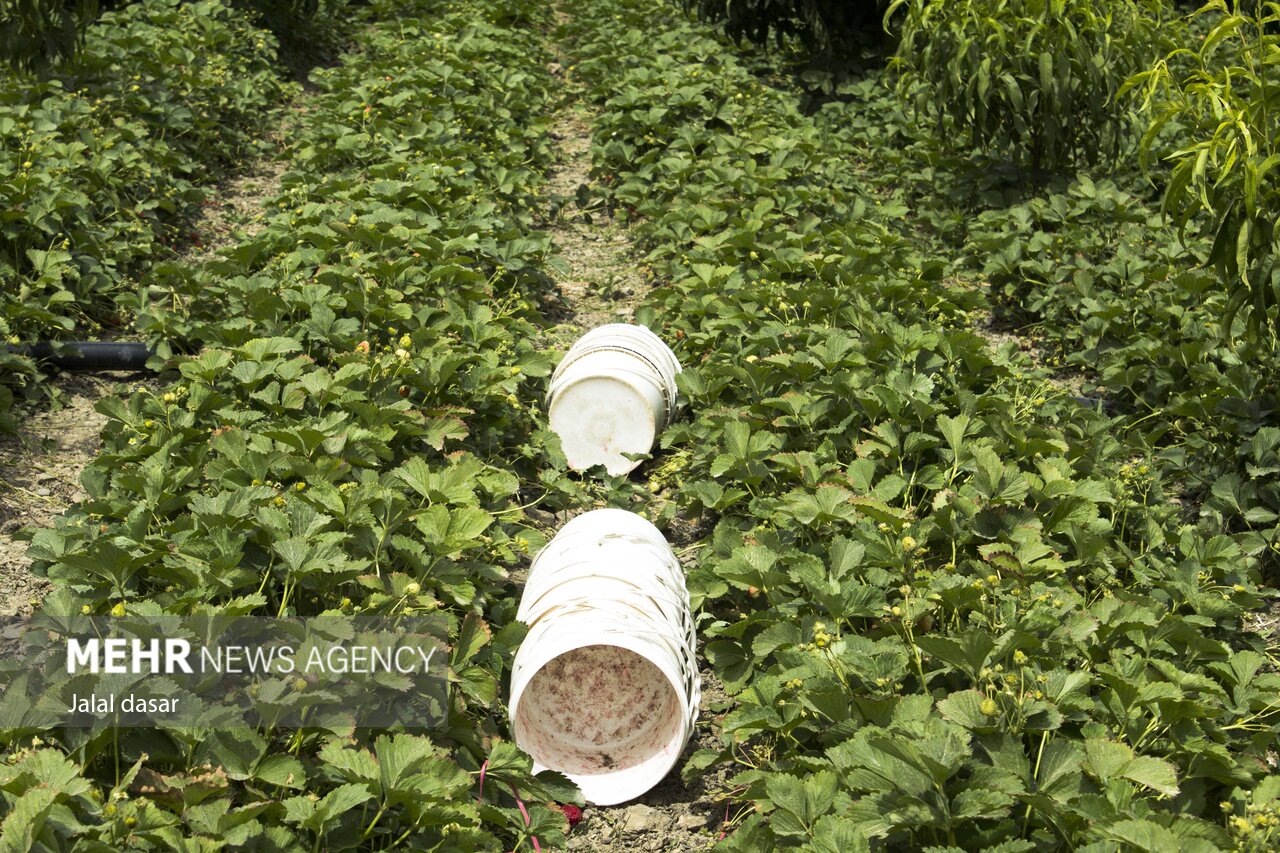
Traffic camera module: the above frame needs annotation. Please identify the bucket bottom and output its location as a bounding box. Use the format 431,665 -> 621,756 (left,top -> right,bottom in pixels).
513,644 -> 684,800
548,377 -> 658,475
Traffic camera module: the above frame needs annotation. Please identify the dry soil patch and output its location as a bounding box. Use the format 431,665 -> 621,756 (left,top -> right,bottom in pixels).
0,374 -> 139,617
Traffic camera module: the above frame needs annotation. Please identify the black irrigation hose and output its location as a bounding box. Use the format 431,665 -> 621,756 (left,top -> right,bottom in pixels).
6,342 -> 157,372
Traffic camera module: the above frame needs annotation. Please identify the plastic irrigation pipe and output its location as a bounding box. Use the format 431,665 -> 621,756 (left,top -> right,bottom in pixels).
7,342 -> 156,372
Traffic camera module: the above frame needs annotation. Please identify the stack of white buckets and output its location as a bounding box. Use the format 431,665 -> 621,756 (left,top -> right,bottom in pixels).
509,325 -> 698,806
545,323 -> 682,476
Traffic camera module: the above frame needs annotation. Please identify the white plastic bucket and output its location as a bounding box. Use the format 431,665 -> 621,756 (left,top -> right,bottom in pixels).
572,325 -> 681,390
509,509 -> 699,806
561,329 -> 680,413
546,325 -> 682,476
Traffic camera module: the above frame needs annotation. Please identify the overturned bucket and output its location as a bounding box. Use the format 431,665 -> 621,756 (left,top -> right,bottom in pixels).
509,509 -> 699,806
546,324 -> 681,476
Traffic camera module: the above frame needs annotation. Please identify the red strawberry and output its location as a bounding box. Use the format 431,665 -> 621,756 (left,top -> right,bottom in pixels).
553,803 -> 583,828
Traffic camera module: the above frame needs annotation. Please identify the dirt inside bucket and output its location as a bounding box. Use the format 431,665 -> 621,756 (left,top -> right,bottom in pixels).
514,644 -> 683,776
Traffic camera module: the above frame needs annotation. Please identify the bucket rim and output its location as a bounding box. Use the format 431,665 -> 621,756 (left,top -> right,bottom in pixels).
549,347 -> 677,417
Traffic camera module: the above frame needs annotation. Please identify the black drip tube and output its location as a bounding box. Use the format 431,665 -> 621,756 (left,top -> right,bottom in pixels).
7,342 -> 157,372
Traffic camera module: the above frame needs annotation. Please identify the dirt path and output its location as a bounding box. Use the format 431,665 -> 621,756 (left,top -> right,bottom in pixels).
526,24 -> 733,853
538,57 -> 646,348
0,375 -> 120,617
185,159 -> 289,260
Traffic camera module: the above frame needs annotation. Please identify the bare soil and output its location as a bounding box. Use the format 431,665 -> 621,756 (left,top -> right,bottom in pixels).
0,374 -> 131,618
181,88 -> 300,263
970,304 -> 1089,398
1245,598 -> 1280,664
185,159 -> 288,259
568,666 -> 733,852
539,92 -> 647,346
523,34 -> 735,850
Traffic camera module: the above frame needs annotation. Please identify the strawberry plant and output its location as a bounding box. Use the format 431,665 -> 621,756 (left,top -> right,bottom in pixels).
564,0 -> 1279,846
4,0 -> 592,847
962,172 -> 1280,569
5,0 -> 1280,848
0,0 -> 292,426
